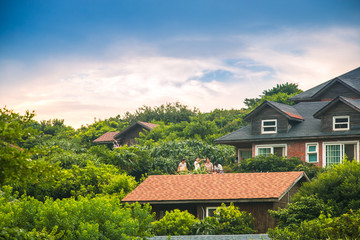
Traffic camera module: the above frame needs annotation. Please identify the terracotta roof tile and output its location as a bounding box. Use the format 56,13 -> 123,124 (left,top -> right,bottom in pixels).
122,172 -> 305,203
93,131 -> 119,143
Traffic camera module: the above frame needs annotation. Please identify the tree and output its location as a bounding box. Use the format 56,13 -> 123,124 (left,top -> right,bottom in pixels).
0,107 -> 53,185
244,82 -> 302,109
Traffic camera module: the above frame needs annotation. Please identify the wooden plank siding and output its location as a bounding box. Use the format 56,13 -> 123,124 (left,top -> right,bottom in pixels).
251,106 -> 289,135
320,102 -> 360,132
315,82 -> 360,101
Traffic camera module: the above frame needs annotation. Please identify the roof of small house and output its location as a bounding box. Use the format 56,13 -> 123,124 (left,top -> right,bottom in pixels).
122,172 -> 308,204
289,67 -> 360,102
93,121 -> 158,143
93,131 -> 120,143
113,121 -> 158,139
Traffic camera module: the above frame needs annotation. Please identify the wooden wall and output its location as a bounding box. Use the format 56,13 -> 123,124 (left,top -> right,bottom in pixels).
251,106 -> 289,135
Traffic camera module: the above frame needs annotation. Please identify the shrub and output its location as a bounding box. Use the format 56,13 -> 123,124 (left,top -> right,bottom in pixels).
294,160 -> 360,216
268,209 -> 360,240
152,209 -> 198,236
0,187 -> 155,239
233,155 -> 321,179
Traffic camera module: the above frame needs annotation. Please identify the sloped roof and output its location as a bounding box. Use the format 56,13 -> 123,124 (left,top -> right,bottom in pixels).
122,172 -> 307,203
290,67 -> 360,102
314,96 -> 360,118
93,131 -> 120,143
113,121 -> 158,139
244,101 -> 304,121
215,100 -> 360,143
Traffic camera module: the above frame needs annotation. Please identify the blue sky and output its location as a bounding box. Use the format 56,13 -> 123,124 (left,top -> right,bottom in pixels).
1,0 -> 360,128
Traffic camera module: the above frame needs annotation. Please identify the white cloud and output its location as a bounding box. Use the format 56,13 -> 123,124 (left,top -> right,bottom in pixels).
1,26 -> 359,128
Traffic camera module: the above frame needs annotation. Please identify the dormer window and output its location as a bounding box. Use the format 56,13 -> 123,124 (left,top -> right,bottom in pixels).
333,116 -> 349,131
261,119 -> 277,134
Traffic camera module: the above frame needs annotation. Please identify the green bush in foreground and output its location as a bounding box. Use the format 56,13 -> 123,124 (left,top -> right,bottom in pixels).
152,209 -> 198,236
268,209 -> 360,240
0,186 -> 154,239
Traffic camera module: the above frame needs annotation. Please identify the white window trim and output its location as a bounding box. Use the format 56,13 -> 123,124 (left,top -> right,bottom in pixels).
206,207 -> 218,217
333,116 -> 350,131
322,140 -> 359,167
255,144 -> 287,156
306,142 -> 319,163
261,119 -> 277,134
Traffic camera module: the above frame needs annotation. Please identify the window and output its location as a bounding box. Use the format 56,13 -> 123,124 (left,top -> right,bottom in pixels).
323,141 -> 358,167
238,149 -> 252,163
306,143 -> 318,163
333,116 -> 349,131
261,119 -> 277,134
206,207 -> 218,217
255,144 -> 287,157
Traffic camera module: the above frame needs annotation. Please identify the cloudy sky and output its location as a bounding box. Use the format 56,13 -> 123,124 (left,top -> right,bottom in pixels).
1,0 -> 360,128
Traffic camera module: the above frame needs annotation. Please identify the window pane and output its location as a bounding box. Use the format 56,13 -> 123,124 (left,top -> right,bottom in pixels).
308,145 -> 316,152
264,127 -> 276,132
239,150 -> 252,161
258,148 -> 271,156
326,145 -> 342,166
308,153 -> 317,162
335,118 -> 348,123
263,121 -> 276,126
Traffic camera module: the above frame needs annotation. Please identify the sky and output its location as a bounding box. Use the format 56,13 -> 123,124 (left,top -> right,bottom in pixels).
1,0 -> 360,128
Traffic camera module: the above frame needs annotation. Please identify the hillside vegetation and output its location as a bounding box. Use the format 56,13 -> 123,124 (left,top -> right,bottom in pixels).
5,83 -> 359,238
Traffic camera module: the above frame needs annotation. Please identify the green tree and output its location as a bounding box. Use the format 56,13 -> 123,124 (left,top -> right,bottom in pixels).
294,160 -> 360,216
0,107 -> 57,186
244,82 -> 302,109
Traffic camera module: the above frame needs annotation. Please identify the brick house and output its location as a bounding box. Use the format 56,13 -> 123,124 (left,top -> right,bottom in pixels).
215,67 -> 360,167
122,172 -> 309,233
93,121 -> 158,147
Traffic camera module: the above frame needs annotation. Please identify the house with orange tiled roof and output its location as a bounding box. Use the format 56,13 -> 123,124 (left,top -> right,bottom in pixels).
93,121 -> 158,147
122,171 -> 309,233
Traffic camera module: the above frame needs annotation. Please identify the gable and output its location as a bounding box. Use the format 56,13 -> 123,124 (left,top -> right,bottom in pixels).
290,67 -> 360,102
316,101 -> 360,132
313,81 -> 360,101
250,106 -> 290,135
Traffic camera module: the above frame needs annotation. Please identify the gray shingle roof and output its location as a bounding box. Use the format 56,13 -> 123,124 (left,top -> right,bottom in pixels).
244,101 -> 303,122
215,101 -> 360,144
289,67 -> 360,102
314,96 -> 360,118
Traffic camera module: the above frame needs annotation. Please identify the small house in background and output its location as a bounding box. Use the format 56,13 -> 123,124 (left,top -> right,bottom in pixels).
215,67 -> 360,167
93,121 -> 158,147
121,172 -> 309,233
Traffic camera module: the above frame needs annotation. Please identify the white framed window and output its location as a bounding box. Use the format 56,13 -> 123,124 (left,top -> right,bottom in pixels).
333,116 -> 350,131
306,143 -> 319,163
255,144 -> 287,157
323,141 -> 359,167
261,119 -> 277,134
206,207 -> 218,217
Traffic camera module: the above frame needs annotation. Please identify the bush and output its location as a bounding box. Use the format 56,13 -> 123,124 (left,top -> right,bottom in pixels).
193,203 -> 256,235
269,195 -> 333,228
268,209 -> 360,240
233,155 -> 322,179
152,209 -> 198,236
0,187 -> 155,239
294,160 -> 360,216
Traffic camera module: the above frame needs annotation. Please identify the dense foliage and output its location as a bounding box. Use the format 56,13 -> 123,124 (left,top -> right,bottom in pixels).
233,155 -> 322,179
269,161 -> 360,239
152,204 -> 256,236
0,187 -> 154,240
